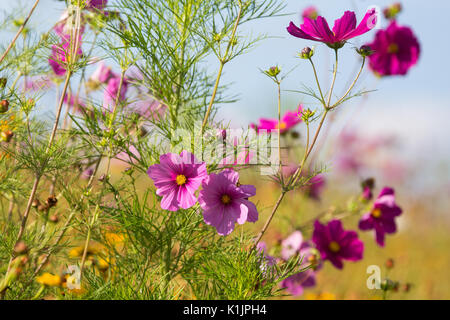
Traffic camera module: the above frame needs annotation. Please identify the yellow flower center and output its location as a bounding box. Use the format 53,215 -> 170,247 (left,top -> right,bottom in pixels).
221,194 -> 232,205
388,43 -> 399,54
277,122 -> 287,130
175,174 -> 187,186
371,208 -> 382,218
328,241 -> 341,253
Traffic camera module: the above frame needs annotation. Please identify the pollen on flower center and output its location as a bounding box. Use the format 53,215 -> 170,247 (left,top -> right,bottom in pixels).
371,208 -> 382,218
221,194 -> 232,205
175,174 -> 187,186
388,43 -> 399,54
277,122 -> 287,130
328,241 -> 341,253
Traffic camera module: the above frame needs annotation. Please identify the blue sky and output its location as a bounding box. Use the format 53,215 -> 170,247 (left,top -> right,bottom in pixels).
1,0 -> 449,181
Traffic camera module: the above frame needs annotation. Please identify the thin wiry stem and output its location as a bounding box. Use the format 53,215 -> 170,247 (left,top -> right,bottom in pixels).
201,2 -> 244,131
0,0 -> 40,65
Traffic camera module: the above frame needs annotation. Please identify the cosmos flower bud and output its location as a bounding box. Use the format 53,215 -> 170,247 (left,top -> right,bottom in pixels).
357,45 -> 374,57
0,78 -> 7,89
300,47 -> 314,59
383,3 -> 402,20
301,108 -> 316,122
385,258 -> 394,269
402,283 -> 412,292
0,130 -> 13,142
31,199 -> 41,208
45,195 -> 58,208
49,214 -> 59,223
14,241 -> 28,255
265,66 -> 281,77
0,99 -> 9,113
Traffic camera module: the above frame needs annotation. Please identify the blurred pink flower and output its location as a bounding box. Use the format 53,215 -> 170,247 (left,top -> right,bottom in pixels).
103,74 -> 128,111
251,105 -> 303,134
90,61 -> 113,84
287,9 -> 377,49
86,0 -> 108,10
301,6 -> 318,20
366,21 -> 420,76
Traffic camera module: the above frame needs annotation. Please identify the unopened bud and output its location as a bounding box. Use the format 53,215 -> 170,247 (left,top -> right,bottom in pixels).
0,130 -> 13,142
0,100 -> 9,113
14,241 -> 28,255
265,66 -> 281,78
49,214 -> 59,223
357,45 -> 374,57
300,47 -> 314,59
385,258 -> 395,269
383,3 -> 402,20
0,78 -> 7,89
32,199 -> 41,208
45,195 -> 58,208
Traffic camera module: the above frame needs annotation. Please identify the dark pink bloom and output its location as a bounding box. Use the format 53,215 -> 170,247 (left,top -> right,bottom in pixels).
49,40 -> 83,76
198,169 -> 258,236
281,269 -> 316,296
306,174 -> 326,200
312,220 -> 364,269
147,151 -> 207,211
287,9 -> 377,49
359,187 -> 402,247
301,6 -> 318,20
86,0 -> 108,10
103,74 -> 128,111
251,105 -> 303,134
365,21 -> 420,76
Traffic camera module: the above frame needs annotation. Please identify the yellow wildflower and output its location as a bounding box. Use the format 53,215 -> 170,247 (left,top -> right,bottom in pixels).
36,273 -> 61,287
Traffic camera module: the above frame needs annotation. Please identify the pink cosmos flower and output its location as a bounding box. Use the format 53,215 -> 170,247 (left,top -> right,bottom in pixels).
198,169 -> 258,236
90,62 -> 113,84
365,21 -> 420,76
281,269 -> 316,296
86,0 -> 108,10
103,74 -> 129,111
312,220 -> 364,269
147,151 -> 207,211
129,99 -> 167,121
287,9 -> 378,49
359,187 -> 402,247
281,231 -> 303,260
306,174 -> 326,200
256,242 -> 277,276
301,6 -> 318,21
23,76 -> 53,92
49,40 -> 83,76
251,105 -> 303,134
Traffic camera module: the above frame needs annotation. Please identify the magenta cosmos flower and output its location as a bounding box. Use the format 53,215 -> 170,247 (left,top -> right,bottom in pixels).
251,105 -> 303,134
49,40 -> 83,76
312,220 -> 363,269
147,151 -> 207,211
359,187 -> 402,247
287,9 -> 378,49
365,21 -> 420,76
103,74 -> 129,111
198,169 -> 258,236
86,0 -> 108,10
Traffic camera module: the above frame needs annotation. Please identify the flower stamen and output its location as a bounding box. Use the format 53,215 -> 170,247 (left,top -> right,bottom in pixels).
175,174 -> 187,186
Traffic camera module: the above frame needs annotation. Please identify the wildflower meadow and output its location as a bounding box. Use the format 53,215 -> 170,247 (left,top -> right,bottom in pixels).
0,0 -> 449,305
